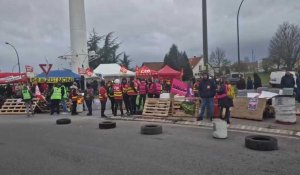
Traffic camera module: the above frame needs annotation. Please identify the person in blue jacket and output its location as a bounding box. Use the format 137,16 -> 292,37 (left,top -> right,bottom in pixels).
197,72 -> 217,121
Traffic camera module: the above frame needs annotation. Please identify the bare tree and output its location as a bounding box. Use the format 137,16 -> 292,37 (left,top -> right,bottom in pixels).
209,48 -> 226,74
269,22 -> 300,70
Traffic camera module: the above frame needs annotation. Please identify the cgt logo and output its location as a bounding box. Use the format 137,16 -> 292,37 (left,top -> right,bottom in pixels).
140,69 -> 151,74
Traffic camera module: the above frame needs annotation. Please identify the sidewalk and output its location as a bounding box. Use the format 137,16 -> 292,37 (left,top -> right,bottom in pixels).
108,114 -> 300,138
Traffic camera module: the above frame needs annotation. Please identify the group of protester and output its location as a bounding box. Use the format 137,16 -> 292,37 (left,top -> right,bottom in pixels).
16,77 -> 163,117
98,77 -> 162,117
11,70 -> 300,122
235,73 -> 262,90
192,72 -> 234,124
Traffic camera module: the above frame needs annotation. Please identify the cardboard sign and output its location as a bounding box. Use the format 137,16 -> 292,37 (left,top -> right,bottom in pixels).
248,97 -> 258,111
170,78 -> 188,96
39,64 -> 52,76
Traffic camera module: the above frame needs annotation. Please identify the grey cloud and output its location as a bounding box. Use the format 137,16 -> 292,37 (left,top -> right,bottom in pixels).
0,0 -> 299,73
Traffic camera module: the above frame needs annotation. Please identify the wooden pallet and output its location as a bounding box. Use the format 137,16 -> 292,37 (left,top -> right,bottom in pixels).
170,98 -> 200,118
0,98 -> 39,115
143,98 -> 171,117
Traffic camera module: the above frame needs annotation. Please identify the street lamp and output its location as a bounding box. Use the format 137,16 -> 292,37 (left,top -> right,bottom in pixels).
237,0 -> 245,73
5,42 -> 21,73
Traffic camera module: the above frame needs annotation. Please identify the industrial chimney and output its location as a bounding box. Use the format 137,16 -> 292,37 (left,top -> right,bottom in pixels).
69,0 -> 88,73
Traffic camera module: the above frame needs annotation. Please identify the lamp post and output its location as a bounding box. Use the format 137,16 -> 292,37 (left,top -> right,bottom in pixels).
237,0 -> 245,73
5,42 -> 21,73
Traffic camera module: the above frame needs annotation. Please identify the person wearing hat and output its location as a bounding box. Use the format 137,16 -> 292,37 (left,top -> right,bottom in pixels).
22,85 -> 34,117
198,72 -> 216,121
113,79 -> 124,116
50,83 -> 64,115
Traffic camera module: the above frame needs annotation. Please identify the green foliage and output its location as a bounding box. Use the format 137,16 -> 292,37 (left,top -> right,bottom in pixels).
119,53 -> 132,69
87,31 -> 121,69
163,44 -> 193,81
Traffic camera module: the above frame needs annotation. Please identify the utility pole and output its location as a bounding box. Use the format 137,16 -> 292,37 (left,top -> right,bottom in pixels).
202,0 -> 208,72
237,0 -> 245,73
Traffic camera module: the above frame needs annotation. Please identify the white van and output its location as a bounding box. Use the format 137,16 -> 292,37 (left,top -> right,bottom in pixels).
269,71 -> 296,87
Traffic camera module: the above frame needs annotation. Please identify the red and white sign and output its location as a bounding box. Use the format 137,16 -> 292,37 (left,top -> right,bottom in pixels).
78,68 -> 86,75
0,73 -> 28,84
78,67 -> 93,77
25,65 -> 33,73
135,65 -> 158,78
86,68 -> 93,77
120,66 -> 128,74
39,64 -> 52,76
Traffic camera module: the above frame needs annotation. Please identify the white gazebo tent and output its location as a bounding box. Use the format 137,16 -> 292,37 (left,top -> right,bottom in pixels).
93,63 -> 135,80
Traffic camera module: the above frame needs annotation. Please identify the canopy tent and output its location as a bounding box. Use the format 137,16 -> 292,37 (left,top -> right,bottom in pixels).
158,65 -> 182,79
93,63 -> 135,78
135,65 -> 158,78
0,72 -> 28,84
32,69 -> 80,83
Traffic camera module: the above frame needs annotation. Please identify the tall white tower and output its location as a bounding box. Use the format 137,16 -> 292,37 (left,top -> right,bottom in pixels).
69,0 -> 88,73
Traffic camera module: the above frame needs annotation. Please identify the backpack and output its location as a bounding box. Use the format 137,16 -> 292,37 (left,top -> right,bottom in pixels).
226,84 -> 235,99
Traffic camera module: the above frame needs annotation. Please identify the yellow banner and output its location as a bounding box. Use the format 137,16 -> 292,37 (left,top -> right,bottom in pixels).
30,77 -> 74,83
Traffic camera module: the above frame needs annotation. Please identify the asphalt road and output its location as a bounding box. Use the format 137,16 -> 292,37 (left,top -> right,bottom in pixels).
0,115 -> 299,175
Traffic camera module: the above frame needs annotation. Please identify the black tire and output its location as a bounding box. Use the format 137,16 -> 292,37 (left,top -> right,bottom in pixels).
245,135 -> 278,151
56,118 -> 71,125
99,121 -> 116,129
141,124 -> 163,135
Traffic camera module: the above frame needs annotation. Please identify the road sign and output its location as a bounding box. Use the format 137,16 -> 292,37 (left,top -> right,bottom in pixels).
39,64 -> 52,76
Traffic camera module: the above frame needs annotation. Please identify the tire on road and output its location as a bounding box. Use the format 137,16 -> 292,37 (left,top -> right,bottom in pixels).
99,121 -> 116,129
245,135 -> 278,151
56,118 -> 71,125
141,124 -> 162,135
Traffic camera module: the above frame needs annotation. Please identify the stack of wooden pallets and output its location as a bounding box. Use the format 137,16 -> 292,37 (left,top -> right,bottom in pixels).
0,98 -> 38,115
142,98 -> 171,118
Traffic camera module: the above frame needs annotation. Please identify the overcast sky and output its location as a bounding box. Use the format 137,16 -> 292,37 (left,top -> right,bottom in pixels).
0,0 -> 299,73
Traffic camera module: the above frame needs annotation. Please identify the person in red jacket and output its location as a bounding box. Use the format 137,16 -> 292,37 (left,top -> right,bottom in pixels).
99,80 -> 108,118
138,79 -> 147,110
113,79 -> 124,116
147,79 -> 155,98
121,78 -> 130,115
127,77 -> 138,115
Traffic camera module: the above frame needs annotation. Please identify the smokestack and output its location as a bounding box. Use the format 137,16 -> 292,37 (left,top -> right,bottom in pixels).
69,0 -> 88,73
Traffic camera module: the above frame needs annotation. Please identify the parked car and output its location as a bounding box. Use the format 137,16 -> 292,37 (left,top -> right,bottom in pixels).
227,72 -> 244,85
269,71 -> 296,88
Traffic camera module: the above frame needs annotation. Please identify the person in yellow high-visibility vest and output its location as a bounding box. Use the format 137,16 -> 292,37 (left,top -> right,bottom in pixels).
50,83 -> 63,115
22,85 -> 34,117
